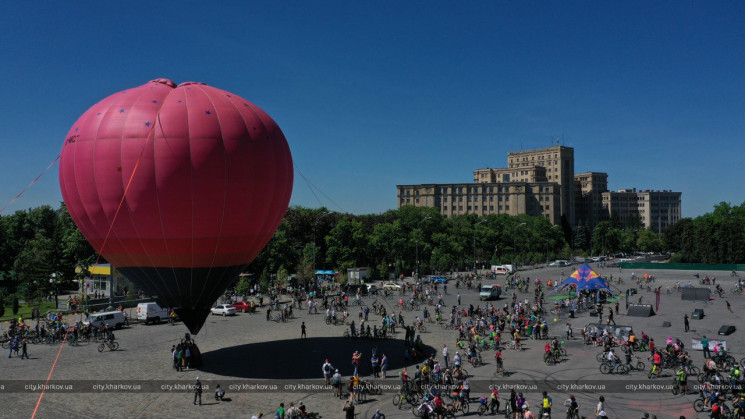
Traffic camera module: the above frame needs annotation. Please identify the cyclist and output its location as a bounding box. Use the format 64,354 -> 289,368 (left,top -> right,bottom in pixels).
564,395 -> 580,418
495,350 -> 504,374
711,401 -> 723,419
728,364 -> 741,388
607,349 -> 620,371
675,366 -> 687,395
651,350 -> 662,377
523,404 -> 535,419
489,388 -> 500,414
539,391 -> 552,418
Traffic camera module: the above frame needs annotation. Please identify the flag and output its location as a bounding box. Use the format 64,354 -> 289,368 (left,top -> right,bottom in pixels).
655,288 -> 661,312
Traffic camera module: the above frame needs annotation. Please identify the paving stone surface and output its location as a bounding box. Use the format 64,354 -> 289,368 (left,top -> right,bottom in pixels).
2,265 -> 742,419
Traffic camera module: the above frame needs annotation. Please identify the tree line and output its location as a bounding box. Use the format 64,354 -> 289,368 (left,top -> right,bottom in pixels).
1,201 -> 743,302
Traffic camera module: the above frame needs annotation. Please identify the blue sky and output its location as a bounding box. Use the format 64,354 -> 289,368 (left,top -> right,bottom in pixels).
1,2 -> 743,218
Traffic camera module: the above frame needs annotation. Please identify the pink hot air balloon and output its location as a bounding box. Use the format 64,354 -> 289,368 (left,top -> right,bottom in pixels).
59,79 -> 294,334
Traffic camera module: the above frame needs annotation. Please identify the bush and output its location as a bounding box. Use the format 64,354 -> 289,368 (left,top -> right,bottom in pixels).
12,296 -> 19,315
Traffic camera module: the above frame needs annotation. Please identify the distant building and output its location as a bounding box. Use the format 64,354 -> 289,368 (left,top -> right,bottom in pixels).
396,144 -> 681,232
575,172 -> 608,228
397,181 -> 562,223
76,264 -> 137,298
601,188 -> 682,233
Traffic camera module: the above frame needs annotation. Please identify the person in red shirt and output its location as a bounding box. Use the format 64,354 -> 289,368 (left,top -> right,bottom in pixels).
652,350 -> 662,377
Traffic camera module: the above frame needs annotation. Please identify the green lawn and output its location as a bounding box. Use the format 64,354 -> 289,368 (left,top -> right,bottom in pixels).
0,302 -> 57,323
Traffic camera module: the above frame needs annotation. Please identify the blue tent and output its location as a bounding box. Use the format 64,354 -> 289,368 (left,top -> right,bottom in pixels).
549,263 -> 615,295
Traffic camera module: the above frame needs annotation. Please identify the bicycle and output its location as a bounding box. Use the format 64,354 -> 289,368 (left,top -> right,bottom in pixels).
600,362 -> 630,374
448,397 -> 470,415
627,356 -> 646,372
506,340 -> 522,351
97,340 -> 119,352
495,359 -> 505,377
544,352 -> 561,366
392,389 -> 419,408
648,364 -> 662,379
468,352 -> 483,367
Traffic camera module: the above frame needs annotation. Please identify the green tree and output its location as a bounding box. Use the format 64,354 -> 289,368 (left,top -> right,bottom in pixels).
235,276 -> 252,297
0,298 -> 4,317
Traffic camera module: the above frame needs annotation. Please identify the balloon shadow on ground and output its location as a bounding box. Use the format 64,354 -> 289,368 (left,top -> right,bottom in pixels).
200,337 -> 436,379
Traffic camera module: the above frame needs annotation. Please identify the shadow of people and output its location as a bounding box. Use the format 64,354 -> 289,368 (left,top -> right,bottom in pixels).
200,336 -> 435,379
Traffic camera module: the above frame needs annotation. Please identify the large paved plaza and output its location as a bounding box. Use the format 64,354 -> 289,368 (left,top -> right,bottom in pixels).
2,264 -> 742,419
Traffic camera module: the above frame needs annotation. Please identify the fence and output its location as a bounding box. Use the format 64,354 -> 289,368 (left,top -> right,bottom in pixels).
618,262 -> 745,271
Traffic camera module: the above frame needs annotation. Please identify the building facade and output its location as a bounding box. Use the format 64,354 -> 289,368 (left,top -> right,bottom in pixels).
396,144 -> 681,232
575,172 -> 608,228
397,182 -> 561,223
601,189 -> 682,233
507,146 -> 575,225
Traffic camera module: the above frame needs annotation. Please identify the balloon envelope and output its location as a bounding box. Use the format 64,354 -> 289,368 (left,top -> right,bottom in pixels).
59,79 -> 293,333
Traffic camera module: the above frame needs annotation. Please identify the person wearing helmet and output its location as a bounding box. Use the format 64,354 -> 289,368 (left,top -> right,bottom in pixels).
522,404 -> 535,419
371,408 -> 385,419
515,393 -> 526,419
565,395 -> 580,418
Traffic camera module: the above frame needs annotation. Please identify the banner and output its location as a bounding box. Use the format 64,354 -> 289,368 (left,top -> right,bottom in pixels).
655,288 -> 660,312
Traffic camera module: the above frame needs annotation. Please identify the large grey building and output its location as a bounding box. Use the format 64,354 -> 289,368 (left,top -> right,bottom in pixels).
396,144 -> 682,232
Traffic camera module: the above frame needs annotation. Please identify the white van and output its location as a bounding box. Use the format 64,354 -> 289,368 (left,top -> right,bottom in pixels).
491,265 -> 515,275
137,302 -> 169,325
479,285 -> 502,301
84,311 -> 127,329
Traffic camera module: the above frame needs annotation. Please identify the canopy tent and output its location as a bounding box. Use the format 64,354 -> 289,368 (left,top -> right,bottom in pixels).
548,263 -> 615,296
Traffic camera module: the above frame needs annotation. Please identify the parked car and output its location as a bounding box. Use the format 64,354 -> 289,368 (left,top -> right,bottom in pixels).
230,301 -> 252,313
83,311 -> 127,329
429,276 -> 448,284
366,284 -> 378,294
549,260 -> 569,267
382,282 -> 402,291
210,304 -> 237,316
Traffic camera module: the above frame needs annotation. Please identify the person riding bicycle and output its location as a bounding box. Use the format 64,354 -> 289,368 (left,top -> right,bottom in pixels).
564,395 -> 579,417
704,358 -> 717,376
489,389 -> 500,414
623,344 -> 633,366
628,331 -> 637,350
652,350 -> 662,375
728,364 -> 741,388
453,351 -> 462,368
540,391 -> 552,417
416,401 -> 434,419
675,366 -> 687,394
607,349 -> 620,370
711,401 -> 723,419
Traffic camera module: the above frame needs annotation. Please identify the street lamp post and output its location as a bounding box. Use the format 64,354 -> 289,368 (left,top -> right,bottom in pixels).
415,216 -> 432,280
312,211 -> 332,274
513,222 -> 527,271
473,219 -> 487,273
49,273 -> 58,309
